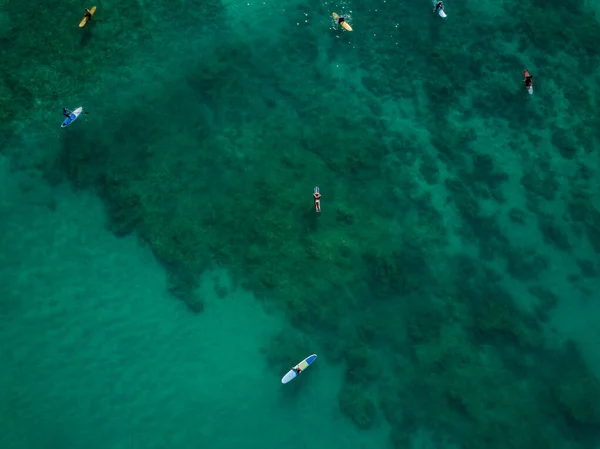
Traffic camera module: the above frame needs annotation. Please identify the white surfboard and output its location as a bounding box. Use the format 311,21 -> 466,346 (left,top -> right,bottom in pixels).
281,354 -> 317,384
432,0 -> 447,17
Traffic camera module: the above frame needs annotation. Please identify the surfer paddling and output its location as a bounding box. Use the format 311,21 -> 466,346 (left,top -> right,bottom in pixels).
313,187 -> 321,213
433,1 -> 444,13
79,6 -> 96,27
524,70 -> 533,93
332,12 -> 352,31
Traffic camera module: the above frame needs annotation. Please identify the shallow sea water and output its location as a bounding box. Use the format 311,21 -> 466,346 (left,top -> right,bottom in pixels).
2,0 -> 600,448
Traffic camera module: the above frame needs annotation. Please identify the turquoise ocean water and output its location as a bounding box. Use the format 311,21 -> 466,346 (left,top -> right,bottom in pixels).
2,0 -> 600,448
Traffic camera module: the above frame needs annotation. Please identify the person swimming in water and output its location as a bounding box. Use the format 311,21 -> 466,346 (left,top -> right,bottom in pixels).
313,188 -> 321,213
433,1 -> 444,12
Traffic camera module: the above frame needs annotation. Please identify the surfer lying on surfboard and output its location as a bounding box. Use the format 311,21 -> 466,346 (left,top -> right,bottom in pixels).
313,187 -> 321,213
433,1 -> 444,13
524,70 -> 533,93
79,7 -> 96,27
332,13 -> 352,31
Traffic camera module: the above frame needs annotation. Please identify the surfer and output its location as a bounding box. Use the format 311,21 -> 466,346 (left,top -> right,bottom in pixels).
332,12 -> 353,31
433,1 -> 444,12
292,366 -> 302,375
524,70 -> 533,88
62,108 -> 88,117
313,188 -> 321,213
84,8 -> 93,20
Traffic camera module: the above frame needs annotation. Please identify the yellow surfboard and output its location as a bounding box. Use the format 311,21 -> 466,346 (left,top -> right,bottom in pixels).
332,13 -> 352,31
79,6 -> 96,28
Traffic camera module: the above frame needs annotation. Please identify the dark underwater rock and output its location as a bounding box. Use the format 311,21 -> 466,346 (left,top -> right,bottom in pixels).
552,343 -> 600,428
338,385 -> 377,429
167,272 -> 203,313
551,127 -> 579,160
538,218 -> 571,251
528,285 -> 559,322
521,166 -> 559,201
504,246 -> 549,281
577,259 -> 597,278
419,152 -> 440,185
508,207 -> 527,224
445,177 -> 480,223
471,154 -> 509,190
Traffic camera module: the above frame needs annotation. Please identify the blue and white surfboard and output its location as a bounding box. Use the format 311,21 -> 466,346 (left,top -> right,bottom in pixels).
281,354 -> 317,384
61,107 -> 83,128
